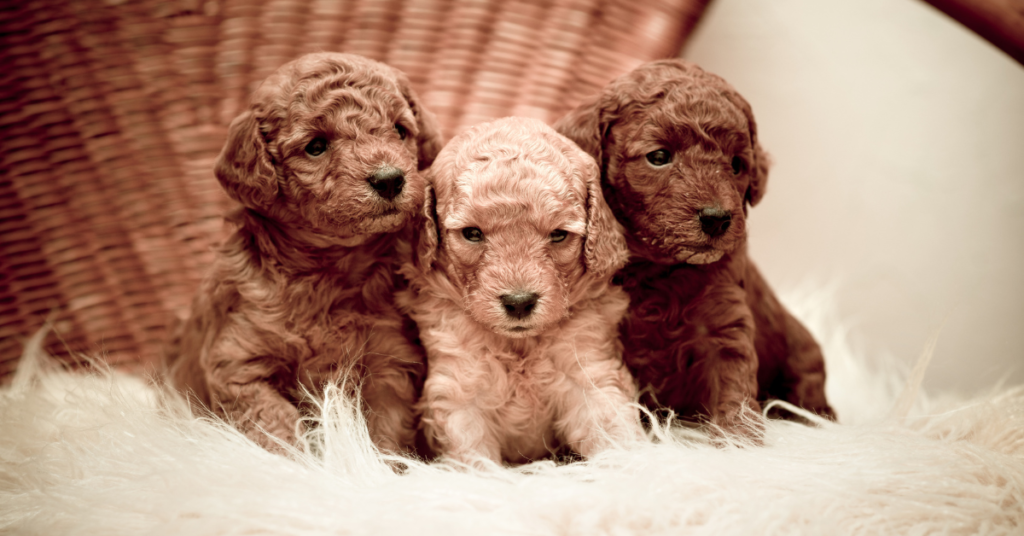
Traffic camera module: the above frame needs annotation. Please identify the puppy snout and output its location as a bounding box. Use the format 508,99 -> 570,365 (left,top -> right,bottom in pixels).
698,207 -> 732,238
500,292 -> 539,320
367,166 -> 405,200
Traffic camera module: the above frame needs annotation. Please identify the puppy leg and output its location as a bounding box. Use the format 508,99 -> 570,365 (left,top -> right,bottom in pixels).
353,317 -> 424,454
205,338 -> 304,452
218,381 -> 304,453
420,356 -> 503,466
745,262 -> 835,420
679,284 -> 763,439
361,370 -> 419,454
778,310 -> 834,419
551,341 -> 642,458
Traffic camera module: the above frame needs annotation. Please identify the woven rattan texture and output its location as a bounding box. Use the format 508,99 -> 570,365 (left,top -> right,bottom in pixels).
0,0 -> 709,383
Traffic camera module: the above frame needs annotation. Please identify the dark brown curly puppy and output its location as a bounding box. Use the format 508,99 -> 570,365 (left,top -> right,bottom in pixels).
554,59 -> 834,436
164,52 -> 443,454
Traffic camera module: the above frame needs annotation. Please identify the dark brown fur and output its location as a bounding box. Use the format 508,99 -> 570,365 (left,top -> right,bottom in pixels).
554,59 -> 834,435
163,53 -> 443,453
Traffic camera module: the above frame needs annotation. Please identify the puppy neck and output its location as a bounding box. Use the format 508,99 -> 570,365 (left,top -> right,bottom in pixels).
229,208 -> 395,271
482,323 -> 543,356
625,234 -> 747,267
618,244 -> 748,291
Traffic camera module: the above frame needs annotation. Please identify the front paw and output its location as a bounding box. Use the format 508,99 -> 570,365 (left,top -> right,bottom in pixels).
246,425 -> 303,455
421,408 -> 503,467
567,411 -> 645,459
708,402 -> 765,447
765,400 -> 837,425
441,451 -> 503,471
236,401 -> 306,454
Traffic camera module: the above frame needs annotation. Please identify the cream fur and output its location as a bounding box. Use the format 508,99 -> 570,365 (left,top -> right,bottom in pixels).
1,288 -> 1023,534
399,117 -> 641,465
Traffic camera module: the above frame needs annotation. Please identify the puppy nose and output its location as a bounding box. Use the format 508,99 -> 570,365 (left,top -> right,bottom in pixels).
699,207 -> 732,237
367,166 -> 405,200
500,292 -> 539,320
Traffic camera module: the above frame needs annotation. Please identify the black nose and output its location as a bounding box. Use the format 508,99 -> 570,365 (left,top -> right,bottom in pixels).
500,292 -> 539,320
699,207 -> 732,237
367,167 -> 405,200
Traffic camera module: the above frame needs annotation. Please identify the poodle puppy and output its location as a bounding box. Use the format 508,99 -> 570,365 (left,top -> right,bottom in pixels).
554,59 -> 835,436
400,117 -> 642,465
164,52 -> 443,454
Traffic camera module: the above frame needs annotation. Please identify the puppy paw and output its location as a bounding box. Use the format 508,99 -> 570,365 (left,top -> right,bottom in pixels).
441,451 -> 503,471
708,404 -> 765,447
815,404 -> 837,422
230,395 -> 306,454
765,400 -> 837,425
245,421 -> 306,455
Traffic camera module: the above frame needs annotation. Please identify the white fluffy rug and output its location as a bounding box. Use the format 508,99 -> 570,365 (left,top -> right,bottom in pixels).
2,290 -> 1023,535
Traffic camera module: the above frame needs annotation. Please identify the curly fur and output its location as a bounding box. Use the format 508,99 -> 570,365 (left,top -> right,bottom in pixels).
163,52 -> 444,454
554,59 -> 834,435
399,117 -> 642,465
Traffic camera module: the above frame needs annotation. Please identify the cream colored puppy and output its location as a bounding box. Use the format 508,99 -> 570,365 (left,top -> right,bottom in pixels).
400,117 -> 642,465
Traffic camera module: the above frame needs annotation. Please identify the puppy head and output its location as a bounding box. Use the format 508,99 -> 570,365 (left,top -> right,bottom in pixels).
419,117 -> 627,338
215,52 -> 443,242
554,59 -> 769,265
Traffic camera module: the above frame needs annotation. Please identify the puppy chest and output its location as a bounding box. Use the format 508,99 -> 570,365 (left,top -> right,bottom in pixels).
299,308 -> 406,361
249,285 -> 409,378
484,354 -> 563,445
272,272 -> 400,335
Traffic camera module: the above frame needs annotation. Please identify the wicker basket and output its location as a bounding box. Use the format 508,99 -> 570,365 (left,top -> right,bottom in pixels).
0,0 -> 710,382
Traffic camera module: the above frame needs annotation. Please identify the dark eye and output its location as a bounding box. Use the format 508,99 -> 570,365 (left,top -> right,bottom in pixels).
550,229 -> 568,243
645,149 -> 672,167
462,227 -> 483,242
395,124 -> 408,141
731,156 -> 745,175
305,137 -> 328,156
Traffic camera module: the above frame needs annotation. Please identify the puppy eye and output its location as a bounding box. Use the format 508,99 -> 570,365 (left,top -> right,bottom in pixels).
305,137 -> 328,156
395,124 -> 408,141
462,227 -> 484,242
645,149 -> 672,167
550,229 -> 568,243
731,156 -> 745,175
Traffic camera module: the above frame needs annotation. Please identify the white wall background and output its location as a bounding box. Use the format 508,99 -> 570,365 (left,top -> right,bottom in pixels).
683,0 -> 1024,395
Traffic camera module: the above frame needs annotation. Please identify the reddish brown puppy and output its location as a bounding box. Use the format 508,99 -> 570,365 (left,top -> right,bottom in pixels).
164,52 -> 443,454
554,59 -> 834,436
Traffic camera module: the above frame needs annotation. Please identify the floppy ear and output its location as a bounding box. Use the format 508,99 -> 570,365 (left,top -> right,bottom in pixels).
395,71 -> 444,170
746,136 -> 770,207
214,111 -> 278,209
414,184 -> 440,270
581,157 -> 629,279
553,97 -> 606,166
722,89 -> 770,207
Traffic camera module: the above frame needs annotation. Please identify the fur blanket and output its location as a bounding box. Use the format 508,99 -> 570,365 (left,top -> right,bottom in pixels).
1,289 -> 1022,535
